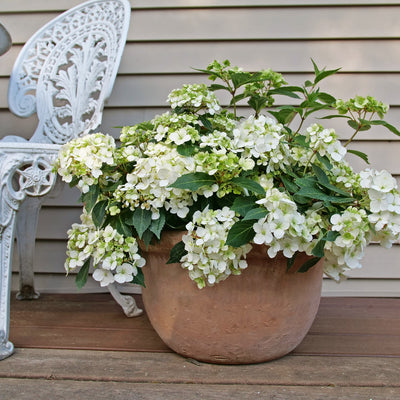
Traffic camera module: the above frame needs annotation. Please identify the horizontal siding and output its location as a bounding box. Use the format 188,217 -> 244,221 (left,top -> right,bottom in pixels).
2,1 -> 400,296
3,6 -> 400,44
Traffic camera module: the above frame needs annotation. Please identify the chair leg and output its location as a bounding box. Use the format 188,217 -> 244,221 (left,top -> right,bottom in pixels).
107,282 -> 143,317
15,197 -> 44,300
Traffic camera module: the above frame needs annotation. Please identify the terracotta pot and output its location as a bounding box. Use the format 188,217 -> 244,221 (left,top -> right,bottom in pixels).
140,231 -> 323,364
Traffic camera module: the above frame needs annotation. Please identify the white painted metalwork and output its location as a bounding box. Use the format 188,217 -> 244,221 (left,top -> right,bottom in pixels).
0,0 -> 136,360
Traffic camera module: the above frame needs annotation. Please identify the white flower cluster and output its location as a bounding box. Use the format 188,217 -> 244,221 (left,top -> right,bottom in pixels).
324,207 -> 370,281
305,124 -> 347,163
181,207 -> 252,288
57,133 -> 116,193
114,143 -> 196,219
167,83 -> 221,115
65,212 -> 145,287
231,115 -> 289,172
253,187 -> 314,258
360,168 -> 400,247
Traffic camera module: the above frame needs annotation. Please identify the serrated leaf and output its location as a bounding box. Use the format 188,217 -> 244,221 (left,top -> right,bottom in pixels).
81,184 -> 100,213
128,208 -> 152,239
295,176 -> 318,189
209,83 -> 230,92
287,251 -> 298,271
347,149 -> 370,164
268,87 -> 301,99
312,236 -> 326,258
326,230 -> 340,242
269,108 -> 297,125
75,258 -> 90,290
231,177 -> 266,196
314,67 -> 341,84
230,71 -> 255,88
226,220 -> 256,248
113,216 -> 133,237
167,241 -> 187,264
131,268 -> 146,288
316,154 -> 333,170
170,172 -> 216,191
317,92 -> 336,104
347,120 -> 360,130
231,196 -> 258,217
230,92 -> 248,106
363,119 -> 400,136
319,114 -> 350,120
243,207 -> 268,221
177,143 -> 197,157
311,59 -> 320,75
199,114 -> 213,131
312,164 -> 330,185
281,175 -> 299,194
92,200 -> 108,228
298,257 -> 322,273
142,229 -> 155,248
296,187 -> 353,204
248,95 -> 268,113
149,211 -> 166,239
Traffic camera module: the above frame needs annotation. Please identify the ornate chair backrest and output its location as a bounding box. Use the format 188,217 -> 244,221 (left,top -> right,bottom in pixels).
8,0 -> 130,144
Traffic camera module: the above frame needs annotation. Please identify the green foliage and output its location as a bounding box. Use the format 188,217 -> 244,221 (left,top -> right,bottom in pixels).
75,259 -> 90,290
170,172 -> 217,191
226,220 -> 256,247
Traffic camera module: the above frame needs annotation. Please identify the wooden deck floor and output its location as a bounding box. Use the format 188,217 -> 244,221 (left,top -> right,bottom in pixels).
1,294 -> 399,399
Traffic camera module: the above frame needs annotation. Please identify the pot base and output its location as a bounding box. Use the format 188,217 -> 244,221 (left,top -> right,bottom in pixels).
141,232 -> 323,364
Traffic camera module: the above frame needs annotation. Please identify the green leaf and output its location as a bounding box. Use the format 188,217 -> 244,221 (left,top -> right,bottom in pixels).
230,92 -> 248,106
295,176 -> 318,189
177,143 -> 197,157
311,59 -> 320,75
314,67 -> 341,84
326,230 -> 340,242
298,257 -> 322,273
113,216 -> 133,237
243,207 -> 268,221
347,149 -> 370,164
248,95 -> 268,113
312,237 -> 326,258
347,120 -> 360,130
208,83 -> 230,92
363,119 -> 400,136
231,196 -> 258,217
296,186 -> 353,204
268,87 -> 301,99
230,71 -> 255,88
312,164 -> 330,186
316,154 -> 333,171
75,259 -> 90,290
81,185 -> 100,213
131,268 -> 146,288
128,208 -> 152,239
170,172 -> 216,191
231,177 -> 266,196
149,211 -> 166,239
268,108 -> 297,125
317,92 -> 336,104
226,220 -> 256,248
319,114 -> 350,120
92,200 -> 108,228
167,241 -> 187,264
142,229 -> 155,248
287,252 -> 298,271
281,175 -> 299,194
199,115 -> 213,131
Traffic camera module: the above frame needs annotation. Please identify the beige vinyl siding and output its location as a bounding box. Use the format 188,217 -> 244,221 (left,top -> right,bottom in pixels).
1,0 -> 400,296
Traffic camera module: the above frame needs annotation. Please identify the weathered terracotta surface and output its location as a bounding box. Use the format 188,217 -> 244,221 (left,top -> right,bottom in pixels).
141,231 -> 324,364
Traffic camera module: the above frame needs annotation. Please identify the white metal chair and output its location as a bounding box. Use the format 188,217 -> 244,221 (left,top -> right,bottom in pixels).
0,0 -> 140,361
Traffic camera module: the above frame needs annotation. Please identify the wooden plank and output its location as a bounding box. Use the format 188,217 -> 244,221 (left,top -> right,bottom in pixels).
8,294 -> 400,356
0,379 -> 399,400
322,278 -> 400,296
1,348 -> 400,387
3,6 -> 400,44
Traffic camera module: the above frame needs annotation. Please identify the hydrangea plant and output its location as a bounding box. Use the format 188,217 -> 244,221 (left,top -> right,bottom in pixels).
55,60 -> 400,289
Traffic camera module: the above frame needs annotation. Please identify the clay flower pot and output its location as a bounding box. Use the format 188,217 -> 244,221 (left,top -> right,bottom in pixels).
141,231 -> 324,364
